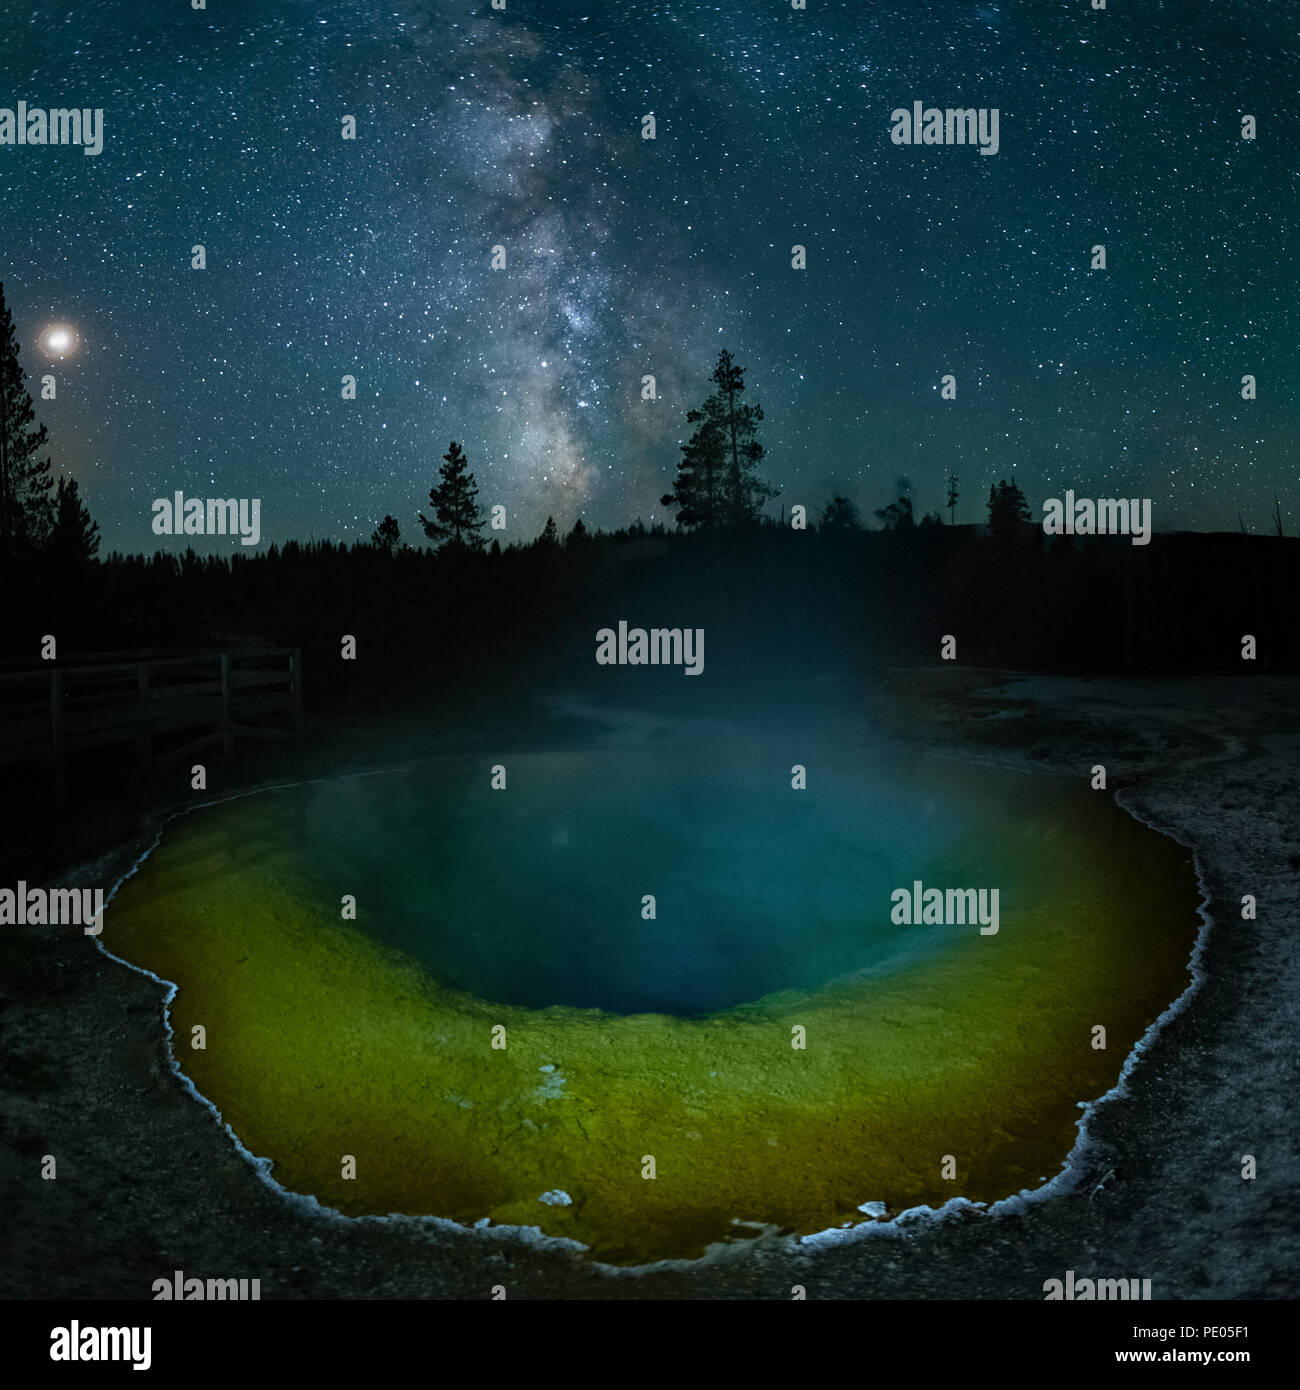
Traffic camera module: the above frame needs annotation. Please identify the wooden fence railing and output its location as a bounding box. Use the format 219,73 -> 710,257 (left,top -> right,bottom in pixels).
0,647 -> 303,779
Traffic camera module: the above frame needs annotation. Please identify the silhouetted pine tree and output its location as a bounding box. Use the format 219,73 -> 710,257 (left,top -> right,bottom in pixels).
536,515 -> 559,546
419,441 -> 485,551
874,494 -> 915,530
986,479 -> 1031,546
370,515 -> 400,552
662,349 -> 776,528
661,411 -> 724,528
47,474 -> 100,569
0,281 -> 55,563
821,495 -> 863,531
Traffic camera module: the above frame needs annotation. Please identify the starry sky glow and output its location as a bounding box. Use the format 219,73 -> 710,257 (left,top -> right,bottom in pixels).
2,0 -> 1297,552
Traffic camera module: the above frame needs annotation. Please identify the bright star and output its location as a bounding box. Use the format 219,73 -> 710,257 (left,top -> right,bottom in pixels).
40,323 -> 79,357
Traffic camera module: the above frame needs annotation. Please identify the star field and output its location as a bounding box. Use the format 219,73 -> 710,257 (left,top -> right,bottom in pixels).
2,0 -> 1297,552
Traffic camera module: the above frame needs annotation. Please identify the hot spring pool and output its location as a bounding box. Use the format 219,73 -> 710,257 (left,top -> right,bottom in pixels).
104,741 -> 1201,1263
297,749 -> 992,1015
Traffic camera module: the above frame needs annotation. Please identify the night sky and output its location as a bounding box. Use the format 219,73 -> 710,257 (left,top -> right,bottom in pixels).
2,0 -> 1297,554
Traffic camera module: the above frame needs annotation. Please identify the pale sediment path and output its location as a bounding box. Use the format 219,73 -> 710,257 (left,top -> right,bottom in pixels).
852,673 -> 1300,1298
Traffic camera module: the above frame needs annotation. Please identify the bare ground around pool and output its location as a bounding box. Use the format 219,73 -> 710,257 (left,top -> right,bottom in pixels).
1,671 -> 1297,1298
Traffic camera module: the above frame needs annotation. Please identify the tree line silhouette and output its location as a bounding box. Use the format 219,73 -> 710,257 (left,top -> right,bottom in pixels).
1,280 -> 1296,687
374,347 -> 1035,557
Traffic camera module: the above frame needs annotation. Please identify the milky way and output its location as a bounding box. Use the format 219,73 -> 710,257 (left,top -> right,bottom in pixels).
1,0 -> 1297,552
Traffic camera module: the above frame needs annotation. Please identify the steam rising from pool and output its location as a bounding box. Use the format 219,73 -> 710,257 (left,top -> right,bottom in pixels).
301,748 -> 975,1014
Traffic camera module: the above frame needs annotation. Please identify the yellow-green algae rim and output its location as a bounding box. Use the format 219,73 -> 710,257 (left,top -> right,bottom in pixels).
91,758 -> 1211,1270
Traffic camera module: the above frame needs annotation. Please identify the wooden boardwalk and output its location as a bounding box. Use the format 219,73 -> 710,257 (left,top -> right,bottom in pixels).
0,647 -> 303,782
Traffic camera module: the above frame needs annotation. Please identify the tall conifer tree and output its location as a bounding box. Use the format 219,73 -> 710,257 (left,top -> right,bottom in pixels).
662,350 -> 776,528
0,282 -> 55,562
419,440 -> 486,551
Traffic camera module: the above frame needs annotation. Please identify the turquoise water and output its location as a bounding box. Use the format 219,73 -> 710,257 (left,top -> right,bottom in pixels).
291,746 -> 982,1015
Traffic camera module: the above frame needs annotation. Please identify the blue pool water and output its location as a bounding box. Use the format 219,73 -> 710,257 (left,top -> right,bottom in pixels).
291,745 -> 981,1015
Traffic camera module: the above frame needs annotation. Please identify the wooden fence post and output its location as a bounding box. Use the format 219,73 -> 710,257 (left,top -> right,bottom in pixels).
290,647 -> 304,737
50,667 -> 66,794
220,652 -> 234,759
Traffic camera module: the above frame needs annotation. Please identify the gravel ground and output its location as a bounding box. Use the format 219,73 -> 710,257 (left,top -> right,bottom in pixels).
2,672 -> 1296,1300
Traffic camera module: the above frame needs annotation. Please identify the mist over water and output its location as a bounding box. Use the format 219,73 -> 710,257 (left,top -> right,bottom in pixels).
298,745 -> 987,1015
